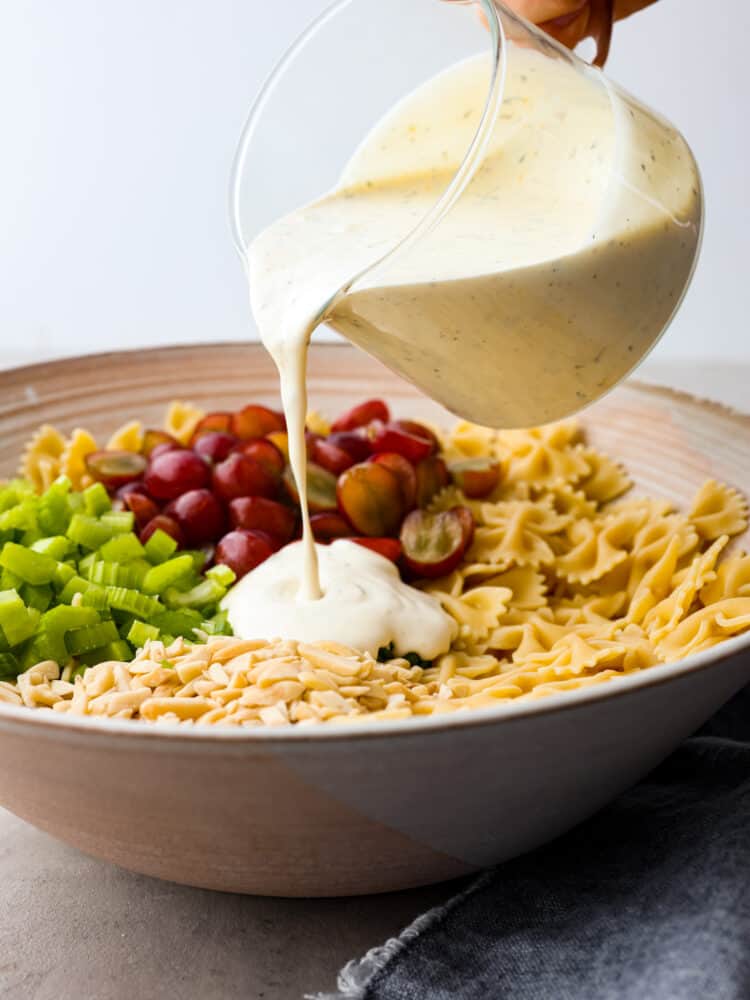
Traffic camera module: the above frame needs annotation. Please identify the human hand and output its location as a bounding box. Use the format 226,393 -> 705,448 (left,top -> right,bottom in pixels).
499,1 -> 659,66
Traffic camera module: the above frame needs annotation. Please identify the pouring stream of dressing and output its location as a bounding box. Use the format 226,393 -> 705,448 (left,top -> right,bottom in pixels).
225,44 -> 700,653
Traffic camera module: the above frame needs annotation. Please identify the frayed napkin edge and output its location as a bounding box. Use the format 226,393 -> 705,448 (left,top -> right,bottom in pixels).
306,871 -> 492,1000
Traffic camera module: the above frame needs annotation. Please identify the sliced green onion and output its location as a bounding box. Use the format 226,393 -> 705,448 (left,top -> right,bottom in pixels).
144,529 -> 178,565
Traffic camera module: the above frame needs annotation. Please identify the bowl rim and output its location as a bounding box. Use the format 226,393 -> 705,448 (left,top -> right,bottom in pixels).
1,344 -> 749,746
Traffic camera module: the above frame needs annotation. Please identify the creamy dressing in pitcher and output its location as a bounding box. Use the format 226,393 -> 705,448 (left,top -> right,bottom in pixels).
223,43 -> 700,649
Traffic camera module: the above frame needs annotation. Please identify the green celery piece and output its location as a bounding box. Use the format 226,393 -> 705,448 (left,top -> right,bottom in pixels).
78,551 -> 97,575
67,492 -> 84,513
20,526 -> 44,547
206,564 -> 236,588
142,555 -> 194,595
100,511 -> 135,535
151,608 -> 202,637
52,561 -> 76,590
127,620 -> 160,648
104,586 -> 163,620
88,560 -> 146,589
86,560 -> 120,586
144,529 -> 178,565
36,605 -> 101,663
0,592 -> 41,648
31,535 -> 71,560
21,583 -> 53,613
0,625 -> 10,651
97,532 -> 145,563
38,479 -> 73,535
0,481 -> 33,514
76,639 -> 133,666
66,620 -> 119,656
0,567 -> 23,591
0,543 -> 58,585
0,651 -> 21,677
0,501 -> 38,534
205,609 -> 232,636
83,482 -> 111,517
58,574 -> 101,604
79,585 -> 110,611
182,550 -> 209,573
164,578 -> 225,611
67,514 -> 114,551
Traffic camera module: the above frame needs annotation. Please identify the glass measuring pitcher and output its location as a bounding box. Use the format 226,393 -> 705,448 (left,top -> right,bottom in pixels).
231,0 -> 702,429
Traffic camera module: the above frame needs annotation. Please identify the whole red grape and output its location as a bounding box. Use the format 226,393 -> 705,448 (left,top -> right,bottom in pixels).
214,529 -> 275,579
165,488 -> 226,546
144,449 -> 210,500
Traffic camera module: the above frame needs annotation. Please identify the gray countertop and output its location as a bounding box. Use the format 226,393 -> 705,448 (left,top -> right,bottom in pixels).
0,361 -> 744,1000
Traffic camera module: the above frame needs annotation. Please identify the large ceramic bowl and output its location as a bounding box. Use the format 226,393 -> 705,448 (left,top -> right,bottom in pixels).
0,344 -> 749,897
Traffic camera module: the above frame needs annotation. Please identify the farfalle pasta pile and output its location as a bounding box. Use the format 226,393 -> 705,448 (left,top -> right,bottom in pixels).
2,409 -> 750,727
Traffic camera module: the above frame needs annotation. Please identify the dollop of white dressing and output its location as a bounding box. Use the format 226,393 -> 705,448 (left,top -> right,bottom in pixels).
221,539 -> 457,660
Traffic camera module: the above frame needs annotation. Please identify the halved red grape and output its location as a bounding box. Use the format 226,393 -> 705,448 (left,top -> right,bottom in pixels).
400,507 -> 474,578
234,438 -> 285,477
141,429 -> 181,457
165,489 -> 226,546
450,457 -> 501,499
310,438 -> 355,476
392,419 -> 439,453
192,431 -> 238,464
371,452 -> 417,511
327,431 -> 372,463
228,496 -> 296,546
370,423 -> 434,464
231,404 -> 285,440
122,490 -> 161,530
85,450 -> 148,491
140,514 -> 186,548
190,412 -> 233,441
331,399 -> 390,433
351,537 -> 402,562
283,462 -> 338,513
144,449 -> 210,500
215,529 -> 276,580
212,452 -> 278,503
310,512 -> 353,542
414,455 -> 450,508
336,462 -> 404,537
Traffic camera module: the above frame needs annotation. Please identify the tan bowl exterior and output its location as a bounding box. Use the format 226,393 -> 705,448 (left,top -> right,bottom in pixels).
0,344 -> 749,897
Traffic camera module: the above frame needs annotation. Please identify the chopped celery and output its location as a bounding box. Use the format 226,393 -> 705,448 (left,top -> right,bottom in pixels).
35,605 -> 101,663
127,620 -> 160,648
37,480 -> 72,535
151,608 -> 202,638
21,583 -> 53,613
0,651 -> 20,677
82,482 -> 111,517
52,561 -> 77,589
164,578 -> 225,611
0,542 -> 58,585
142,555 -> 194,595
79,585 -> 109,611
206,564 -> 236,588
31,536 -> 71,560
66,620 -> 119,656
98,532 -> 145,563
104,586 -> 162,620
0,568 -> 23,591
59,574 -> 99,604
78,551 -> 97,575
66,514 -> 114,550
76,639 -> 132,666
100,511 -> 135,535
144,529 -> 178,564
183,549 -> 209,572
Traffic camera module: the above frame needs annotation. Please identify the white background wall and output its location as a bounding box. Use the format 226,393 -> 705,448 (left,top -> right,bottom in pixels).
0,0 -> 746,368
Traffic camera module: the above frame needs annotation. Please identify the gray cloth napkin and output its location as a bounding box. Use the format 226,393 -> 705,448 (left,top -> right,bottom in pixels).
327,684 -> 750,1000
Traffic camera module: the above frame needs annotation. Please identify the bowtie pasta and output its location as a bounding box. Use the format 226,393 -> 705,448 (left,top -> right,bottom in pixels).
1,406 -> 749,727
